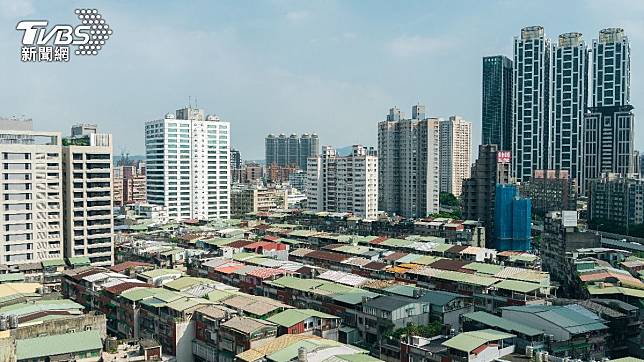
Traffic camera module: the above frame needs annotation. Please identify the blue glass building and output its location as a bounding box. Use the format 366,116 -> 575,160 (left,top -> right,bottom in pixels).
494,184 -> 532,251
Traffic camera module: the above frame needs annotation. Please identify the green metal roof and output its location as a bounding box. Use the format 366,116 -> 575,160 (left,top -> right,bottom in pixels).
15,330 -> 103,360
587,285 -> 644,298
266,338 -> 341,362
462,311 -> 543,337
163,276 -> 213,291
41,259 -> 65,267
267,309 -> 338,327
333,354 -> 383,362
206,289 -> 236,302
442,329 -> 515,352
462,262 -> 505,275
435,270 -> 499,287
495,279 -> 542,293
140,268 -> 182,278
332,291 -> 379,305
0,299 -> 83,317
66,256 -> 91,266
0,273 -> 25,283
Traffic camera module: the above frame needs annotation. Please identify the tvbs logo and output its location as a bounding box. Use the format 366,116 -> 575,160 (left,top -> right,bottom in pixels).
16,9 -> 112,62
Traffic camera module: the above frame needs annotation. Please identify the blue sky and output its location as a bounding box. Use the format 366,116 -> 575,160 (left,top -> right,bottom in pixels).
1,0 -> 644,159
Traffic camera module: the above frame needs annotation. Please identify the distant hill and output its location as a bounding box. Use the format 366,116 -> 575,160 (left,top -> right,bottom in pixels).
335,146 -> 353,156
113,155 -> 145,165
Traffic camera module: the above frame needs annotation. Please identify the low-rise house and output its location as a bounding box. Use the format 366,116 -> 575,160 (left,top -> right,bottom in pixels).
266,308 -> 341,340
219,316 -> 277,361
15,330 -> 104,362
462,311 -> 545,353
192,304 -> 238,361
501,304 -> 608,360
441,329 -> 516,362
136,268 -> 183,286
358,295 -> 429,346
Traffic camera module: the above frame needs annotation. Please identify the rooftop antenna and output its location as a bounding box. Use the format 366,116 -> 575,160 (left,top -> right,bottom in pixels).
195,97 -> 198,108
188,96 -> 192,108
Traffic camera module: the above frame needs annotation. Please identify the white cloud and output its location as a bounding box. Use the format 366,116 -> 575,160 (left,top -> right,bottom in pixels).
285,10 -> 310,22
0,0 -> 34,18
387,35 -> 454,57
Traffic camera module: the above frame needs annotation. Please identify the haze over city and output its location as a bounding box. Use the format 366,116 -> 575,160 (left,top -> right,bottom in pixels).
2,0 -> 644,159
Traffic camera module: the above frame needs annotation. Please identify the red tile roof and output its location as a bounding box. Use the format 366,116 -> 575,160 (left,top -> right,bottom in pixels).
363,261 -> 388,271
446,245 -> 469,254
215,263 -> 246,274
383,252 -> 408,262
226,239 -> 255,249
244,241 -> 288,252
104,282 -> 152,295
369,236 -> 389,245
428,258 -> 471,271
306,250 -> 349,263
246,268 -> 288,279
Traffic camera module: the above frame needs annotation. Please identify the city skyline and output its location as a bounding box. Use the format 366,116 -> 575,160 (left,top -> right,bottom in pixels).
3,1 -> 644,159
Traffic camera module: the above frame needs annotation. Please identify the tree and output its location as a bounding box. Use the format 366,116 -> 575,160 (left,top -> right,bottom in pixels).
440,193 -> 459,207
383,322 -> 442,340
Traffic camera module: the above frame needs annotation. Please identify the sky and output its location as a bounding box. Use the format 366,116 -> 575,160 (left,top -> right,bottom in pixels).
1,0 -> 644,160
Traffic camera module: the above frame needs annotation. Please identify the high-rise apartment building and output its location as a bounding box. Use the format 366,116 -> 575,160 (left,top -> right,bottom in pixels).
306,145 -> 378,220
513,26 -> 550,182
549,33 -> 588,184
494,184 -> 532,251
378,105 -> 440,218
145,107 -> 230,221
461,144 -> 511,246
61,126 -> 114,266
582,28 -> 637,193
519,169 -> 576,217
439,116 -> 472,196
265,133 -> 319,170
482,55 -> 513,150
0,118 -> 64,267
587,173 -> 644,231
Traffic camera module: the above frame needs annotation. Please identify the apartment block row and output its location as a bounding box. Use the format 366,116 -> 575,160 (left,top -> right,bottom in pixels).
0,118 -> 114,269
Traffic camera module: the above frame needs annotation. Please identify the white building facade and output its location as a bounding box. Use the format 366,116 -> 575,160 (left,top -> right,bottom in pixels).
0,119 -> 64,267
306,145 -> 378,220
145,107 -> 230,221
378,105 -> 440,218
439,116 -> 472,197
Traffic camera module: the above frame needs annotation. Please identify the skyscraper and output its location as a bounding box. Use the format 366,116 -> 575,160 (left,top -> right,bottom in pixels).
439,116 -> 472,196
461,144 -> 511,246
0,118 -> 64,267
482,55 -> 513,150
513,26 -> 550,182
264,133 -> 319,170
582,28 -> 637,193
62,125 -> 114,266
549,32 -> 588,184
306,145 -> 378,220
299,133 -> 319,171
378,105 -> 440,218
145,107 -> 230,221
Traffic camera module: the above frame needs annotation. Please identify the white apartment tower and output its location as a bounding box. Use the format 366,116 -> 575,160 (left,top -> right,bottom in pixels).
548,32 -> 588,184
62,126 -> 114,266
378,105 -> 440,218
306,145 -> 378,220
439,116 -> 472,196
145,107 -> 230,221
513,26 -> 550,182
0,118 -> 64,267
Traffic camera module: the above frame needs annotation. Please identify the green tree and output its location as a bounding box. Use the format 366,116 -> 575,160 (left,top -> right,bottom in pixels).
440,193 -> 460,207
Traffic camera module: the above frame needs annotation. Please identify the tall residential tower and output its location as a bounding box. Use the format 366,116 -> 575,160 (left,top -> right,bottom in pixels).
482,55 -> 513,150
548,32 -> 588,185
145,107 -> 230,221
439,116 -> 472,196
512,26 -> 550,182
378,105 -> 440,218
